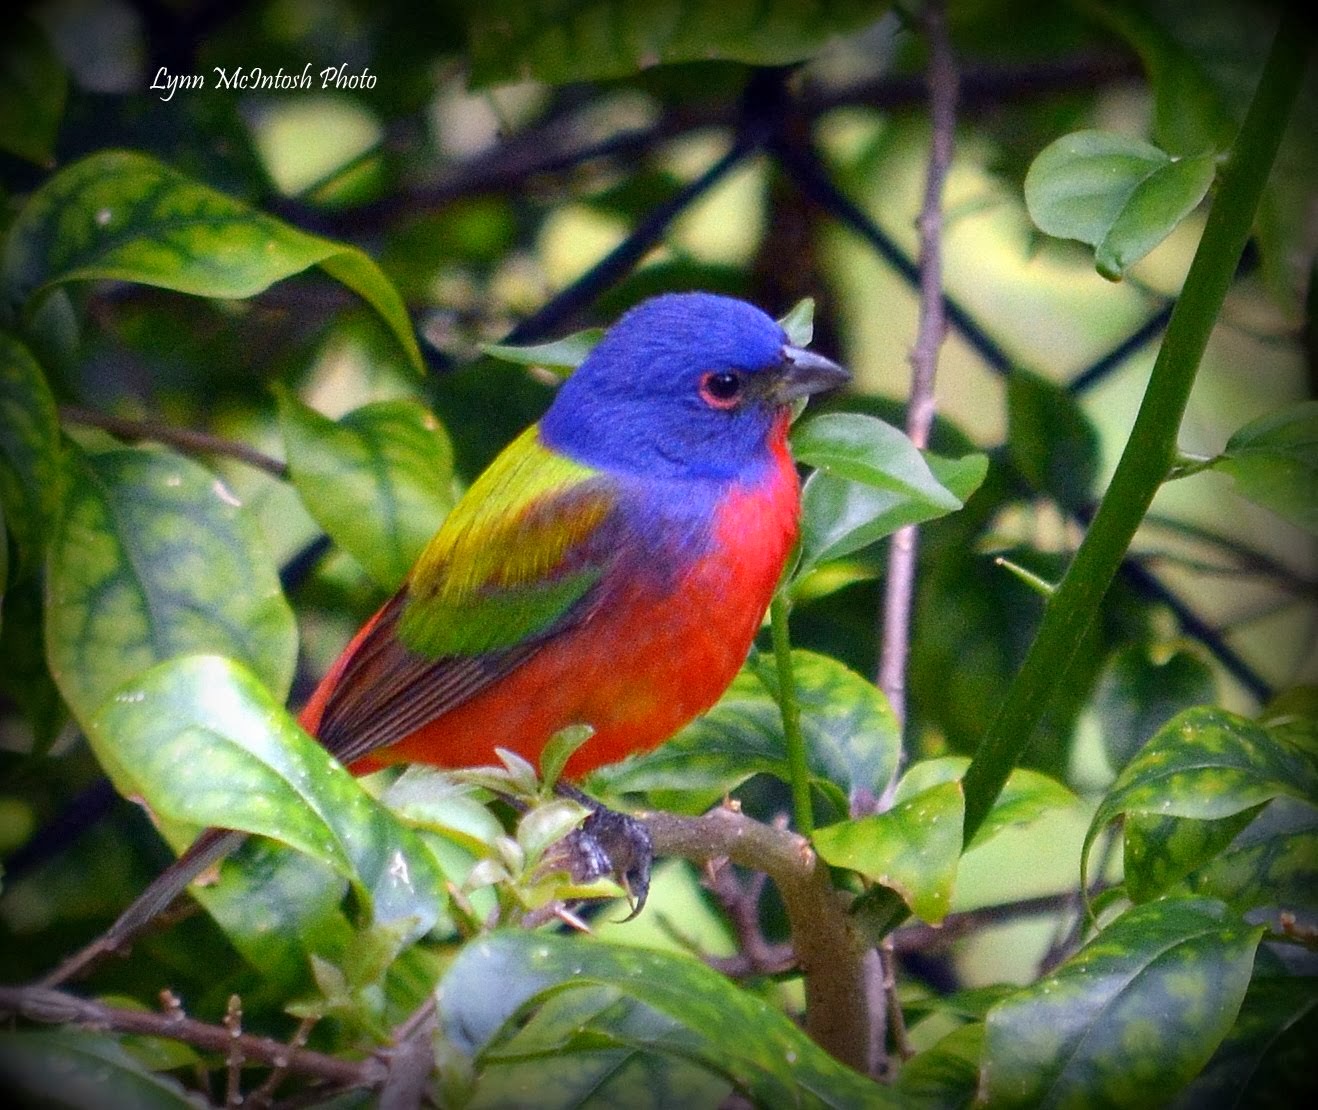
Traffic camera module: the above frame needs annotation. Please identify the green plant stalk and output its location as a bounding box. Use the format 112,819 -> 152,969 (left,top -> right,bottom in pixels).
960,15 -> 1308,844
770,592 -> 815,836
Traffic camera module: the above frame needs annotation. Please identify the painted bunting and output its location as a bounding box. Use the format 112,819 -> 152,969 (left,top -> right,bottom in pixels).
300,292 -> 848,781
54,293 -> 846,975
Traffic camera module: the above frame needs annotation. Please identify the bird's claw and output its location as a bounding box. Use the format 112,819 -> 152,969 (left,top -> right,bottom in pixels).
561,805 -> 654,920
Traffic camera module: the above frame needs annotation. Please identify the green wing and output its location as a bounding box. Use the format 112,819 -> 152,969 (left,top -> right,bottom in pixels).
311,425 -> 619,765
398,424 -> 617,657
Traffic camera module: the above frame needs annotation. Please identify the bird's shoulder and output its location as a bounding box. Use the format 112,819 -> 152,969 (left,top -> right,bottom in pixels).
396,425 -> 623,657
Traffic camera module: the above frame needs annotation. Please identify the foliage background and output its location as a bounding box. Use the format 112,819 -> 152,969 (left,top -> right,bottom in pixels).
0,0 -> 1314,1107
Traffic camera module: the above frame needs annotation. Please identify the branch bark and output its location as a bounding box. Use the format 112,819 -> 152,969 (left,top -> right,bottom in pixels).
876,0 -> 959,739
642,805 -> 872,1073
61,405 -> 289,479
0,986 -> 381,1091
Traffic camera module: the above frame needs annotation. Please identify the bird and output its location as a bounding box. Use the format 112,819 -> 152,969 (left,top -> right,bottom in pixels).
46,292 -> 847,982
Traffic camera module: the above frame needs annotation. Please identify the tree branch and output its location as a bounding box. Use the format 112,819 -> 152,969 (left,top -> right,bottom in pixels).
642,805 -> 871,1073
0,986 -> 381,1091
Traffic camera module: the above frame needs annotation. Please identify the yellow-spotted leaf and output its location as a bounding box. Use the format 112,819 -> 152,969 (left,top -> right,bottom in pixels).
983,897 -> 1264,1109
894,756 -> 1077,849
1081,706 -> 1318,895
814,780 -> 964,923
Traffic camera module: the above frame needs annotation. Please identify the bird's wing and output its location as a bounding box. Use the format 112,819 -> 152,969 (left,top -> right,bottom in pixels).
309,425 -> 622,766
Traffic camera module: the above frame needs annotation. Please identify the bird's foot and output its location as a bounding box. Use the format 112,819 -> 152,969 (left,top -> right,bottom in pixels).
553,787 -> 653,920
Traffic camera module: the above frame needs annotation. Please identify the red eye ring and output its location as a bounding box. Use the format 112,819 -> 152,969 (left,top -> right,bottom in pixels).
699,370 -> 743,409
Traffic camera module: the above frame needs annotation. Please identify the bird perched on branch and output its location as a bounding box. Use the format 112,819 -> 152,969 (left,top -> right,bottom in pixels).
49,292 -> 847,981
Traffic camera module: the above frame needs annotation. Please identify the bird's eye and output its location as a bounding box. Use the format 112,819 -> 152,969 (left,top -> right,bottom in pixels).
699,370 -> 743,409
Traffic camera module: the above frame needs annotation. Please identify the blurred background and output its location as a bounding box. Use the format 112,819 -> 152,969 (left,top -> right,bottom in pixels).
2,0 -> 1313,1002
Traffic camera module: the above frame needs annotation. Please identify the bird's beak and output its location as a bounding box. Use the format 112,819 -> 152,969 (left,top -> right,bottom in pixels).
774,345 -> 850,402
774,345 -> 848,403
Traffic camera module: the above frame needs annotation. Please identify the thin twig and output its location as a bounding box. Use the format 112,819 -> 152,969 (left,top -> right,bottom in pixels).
61,405 -> 289,479
875,0 -> 959,759
0,986 -> 383,1090
705,853 -> 788,975
246,1015 -> 318,1109
224,994 -> 244,1109
378,999 -> 440,1110
879,940 -> 912,1063
496,134 -> 763,349
278,55 -> 1136,236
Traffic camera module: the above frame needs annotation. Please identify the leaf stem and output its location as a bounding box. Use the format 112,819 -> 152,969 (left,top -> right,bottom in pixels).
770,592 -> 814,836
959,13 -> 1308,845
1164,450 -> 1218,480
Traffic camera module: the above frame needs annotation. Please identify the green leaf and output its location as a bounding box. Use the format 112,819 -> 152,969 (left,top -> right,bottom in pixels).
1171,975 -> 1318,1109
0,150 -> 422,372
1210,401 -> 1318,534
192,836 -> 353,986
1007,369 -> 1100,510
0,1030 -> 199,1110
482,329 -> 604,377
1024,130 -> 1216,279
0,579 -> 65,749
1094,155 -> 1217,279
45,444 -> 298,724
1082,706 -> 1318,893
472,987 -> 732,1108
982,897 -> 1265,1109
1093,645 -> 1217,772
926,449 -> 990,505
437,930 -> 892,1108
792,413 -> 961,505
893,1023 -> 984,1110
894,756 -> 1077,849
0,330 -> 62,580
1026,131 -> 1168,243
87,654 -> 447,944
0,17 -> 67,166
793,438 -> 984,585
278,394 -> 456,591
814,780 -> 964,923
779,297 -> 815,347
467,0 -> 890,88
592,650 -> 901,812
539,724 -> 595,791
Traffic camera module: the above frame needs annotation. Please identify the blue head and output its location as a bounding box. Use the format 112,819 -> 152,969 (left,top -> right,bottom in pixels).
539,293 -> 847,481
